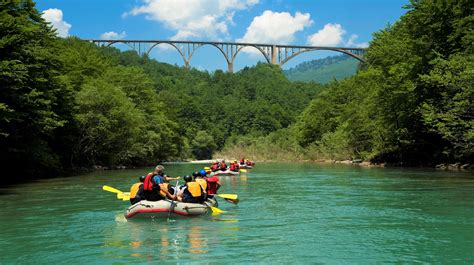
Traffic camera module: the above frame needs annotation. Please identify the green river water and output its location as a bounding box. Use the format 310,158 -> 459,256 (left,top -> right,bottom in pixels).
0,163 -> 473,264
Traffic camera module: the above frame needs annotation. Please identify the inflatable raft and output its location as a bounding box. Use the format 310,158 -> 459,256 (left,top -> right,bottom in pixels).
209,169 -> 240,176
125,198 -> 217,219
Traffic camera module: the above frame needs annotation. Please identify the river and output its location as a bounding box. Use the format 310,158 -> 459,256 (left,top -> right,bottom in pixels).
0,163 -> 473,263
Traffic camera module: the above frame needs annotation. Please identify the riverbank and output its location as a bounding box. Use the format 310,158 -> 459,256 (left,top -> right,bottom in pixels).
211,156 -> 474,171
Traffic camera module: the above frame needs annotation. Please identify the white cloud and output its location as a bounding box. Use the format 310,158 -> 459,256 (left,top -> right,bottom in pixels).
100,31 -> 127,40
346,34 -> 369,48
307,23 -> 345,46
237,11 -> 312,44
124,0 -> 259,40
41,8 -> 71,37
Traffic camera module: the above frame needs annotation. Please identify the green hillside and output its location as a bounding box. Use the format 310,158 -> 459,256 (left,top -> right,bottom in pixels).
284,55 -> 359,83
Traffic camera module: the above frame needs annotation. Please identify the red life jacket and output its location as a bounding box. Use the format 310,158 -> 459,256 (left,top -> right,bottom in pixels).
211,164 -> 218,171
229,164 -> 236,171
205,176 -> 219,194
220,163 -> 226,170
143,173 -> 155,191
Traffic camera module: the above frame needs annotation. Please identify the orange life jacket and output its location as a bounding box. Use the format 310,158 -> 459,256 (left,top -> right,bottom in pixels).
186,182 -> 202,198
130,183 -> 141,199
195,178 -> 207,192
159,182 -> 169,197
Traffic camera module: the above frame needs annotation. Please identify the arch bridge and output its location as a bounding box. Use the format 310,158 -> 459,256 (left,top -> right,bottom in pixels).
87,39 -> 366,73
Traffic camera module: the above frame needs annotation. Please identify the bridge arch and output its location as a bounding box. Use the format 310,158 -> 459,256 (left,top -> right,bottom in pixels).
188,43 -> 230,64
233,45 -> 271,65
146,42 -> 188,67
103,40 -> 135,51
280,48 -> 365,66
186,43 -> 233,72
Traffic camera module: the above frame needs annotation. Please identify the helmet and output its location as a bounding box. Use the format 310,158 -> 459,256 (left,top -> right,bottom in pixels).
139,175 -> 145,182
184,175 -> 193,182
192,171 -> 200,177
199,169 -> 206,176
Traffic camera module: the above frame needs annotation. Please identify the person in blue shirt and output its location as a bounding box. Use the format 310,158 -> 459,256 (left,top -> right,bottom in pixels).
143,165 -> 179,201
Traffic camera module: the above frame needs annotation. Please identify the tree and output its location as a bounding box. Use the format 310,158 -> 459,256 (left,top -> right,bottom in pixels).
0,0 -> 73,179
191,131 -> 217,160
73,79 -> 144,166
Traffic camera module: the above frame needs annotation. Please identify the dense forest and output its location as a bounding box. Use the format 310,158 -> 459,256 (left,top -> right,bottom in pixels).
1,0 -> 472,183
284,55 -> 359,84
221,0 -> 473,165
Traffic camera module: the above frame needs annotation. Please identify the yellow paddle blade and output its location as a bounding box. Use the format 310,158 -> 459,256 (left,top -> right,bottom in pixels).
103,186 -> 131,201
204,201 -> 225,215
217,194 -> 238,200
102,185 -> 123,194
239,169 -> 247,173
210,206 -> 225,215
117,192 -> 131,200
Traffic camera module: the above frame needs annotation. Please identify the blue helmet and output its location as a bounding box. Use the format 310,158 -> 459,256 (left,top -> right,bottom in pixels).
199,169 -> 207,176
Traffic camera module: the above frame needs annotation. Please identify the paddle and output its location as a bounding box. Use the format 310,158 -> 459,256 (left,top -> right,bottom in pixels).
103,185 -> 130,200
215,194 -> 239,204
205,202 -> 225,215
216,194 -> 238,200
103,185 -> 122,194
167,180 -> 180,221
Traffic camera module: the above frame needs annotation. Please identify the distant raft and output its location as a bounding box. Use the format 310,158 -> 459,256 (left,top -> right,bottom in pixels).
209,169 -> 240,176
125,199 -> 217,219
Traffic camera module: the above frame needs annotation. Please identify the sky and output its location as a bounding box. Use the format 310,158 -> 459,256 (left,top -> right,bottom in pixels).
36,0 -> 409,71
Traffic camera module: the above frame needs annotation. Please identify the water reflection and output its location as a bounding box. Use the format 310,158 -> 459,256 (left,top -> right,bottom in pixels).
108,213 -> 242,261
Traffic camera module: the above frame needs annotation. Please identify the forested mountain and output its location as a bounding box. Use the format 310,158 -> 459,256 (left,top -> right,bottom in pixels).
283,55 -> 359,83
1,0 -> 472,184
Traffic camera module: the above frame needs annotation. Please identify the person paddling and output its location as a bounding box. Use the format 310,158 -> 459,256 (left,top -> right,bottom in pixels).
193,171 -> 208,201
202,169 -> 221,198
143,165 -> 178,201
177,175 -> 206,203
130,175 -> 145,205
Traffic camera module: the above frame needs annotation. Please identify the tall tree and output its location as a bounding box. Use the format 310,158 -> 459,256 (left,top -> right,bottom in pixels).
0,0 -> 72,179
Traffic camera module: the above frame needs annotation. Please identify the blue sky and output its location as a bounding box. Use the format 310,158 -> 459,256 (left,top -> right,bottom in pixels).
36,0 -> 409,71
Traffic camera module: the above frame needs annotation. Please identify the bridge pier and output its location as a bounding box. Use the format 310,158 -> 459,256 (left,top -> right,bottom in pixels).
228,62 -> 234,73
271,45 -> 277,64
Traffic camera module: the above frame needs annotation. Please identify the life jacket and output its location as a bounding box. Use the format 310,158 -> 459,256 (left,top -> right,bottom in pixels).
229,164 -> 236,171
211,164 -> 218,171
186,182 -> 202,198
143,173 -> 165,201
159,182 -> 169,197
220,163 -> 226,170
130,183 -> 142,199
195,178 -> 207,192
143,173 -> 155,191
205,176 -> 219,195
